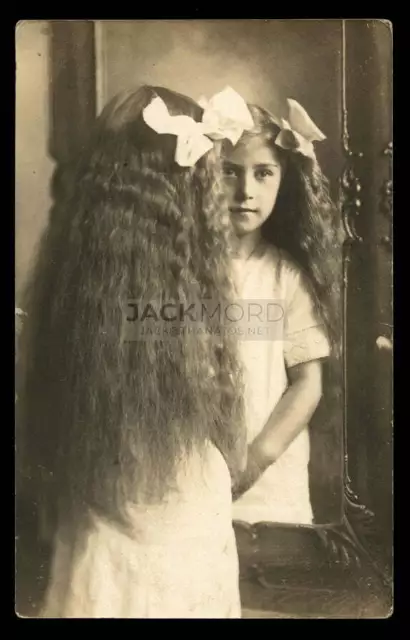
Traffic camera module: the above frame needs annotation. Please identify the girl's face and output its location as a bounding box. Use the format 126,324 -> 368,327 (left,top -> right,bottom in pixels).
222,136 -> 283,237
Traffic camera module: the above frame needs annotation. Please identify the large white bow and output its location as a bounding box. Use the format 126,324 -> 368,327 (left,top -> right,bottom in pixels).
274,99 -> 326,160
142,86 -> 254,167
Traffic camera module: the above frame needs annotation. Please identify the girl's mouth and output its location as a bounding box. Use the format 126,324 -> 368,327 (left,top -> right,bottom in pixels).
230,207 -> 258,214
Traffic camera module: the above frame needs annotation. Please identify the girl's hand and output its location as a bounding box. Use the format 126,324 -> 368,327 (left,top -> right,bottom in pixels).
232,441 -> 273,501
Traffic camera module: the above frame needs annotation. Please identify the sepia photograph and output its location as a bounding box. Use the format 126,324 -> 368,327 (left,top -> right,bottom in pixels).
15,19 -> 393,618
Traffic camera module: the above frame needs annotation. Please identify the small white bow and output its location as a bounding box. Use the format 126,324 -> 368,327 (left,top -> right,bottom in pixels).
142,87 -> 254,167
274,99 -> 326,160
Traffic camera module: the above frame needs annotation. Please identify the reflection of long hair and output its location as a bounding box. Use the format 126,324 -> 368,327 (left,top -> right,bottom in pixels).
244,105 -> 343,350
18,85 -> 245,527
233,105 -> 344,520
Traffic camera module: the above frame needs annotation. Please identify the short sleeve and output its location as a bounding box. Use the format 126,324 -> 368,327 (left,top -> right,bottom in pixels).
283,266 -> 330,368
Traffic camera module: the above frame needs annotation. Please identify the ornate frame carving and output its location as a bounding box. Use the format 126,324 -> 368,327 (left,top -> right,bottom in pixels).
380,143 -> 393,250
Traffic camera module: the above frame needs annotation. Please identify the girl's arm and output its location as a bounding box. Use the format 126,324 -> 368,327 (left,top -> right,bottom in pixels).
233,359 -> 323,500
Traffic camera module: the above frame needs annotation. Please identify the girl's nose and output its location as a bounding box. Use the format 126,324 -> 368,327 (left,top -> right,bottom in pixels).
236,172 -> 256,201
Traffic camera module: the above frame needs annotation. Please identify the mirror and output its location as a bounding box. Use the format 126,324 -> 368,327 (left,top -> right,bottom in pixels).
95,19 -> 345,528
15,19 -> 392,618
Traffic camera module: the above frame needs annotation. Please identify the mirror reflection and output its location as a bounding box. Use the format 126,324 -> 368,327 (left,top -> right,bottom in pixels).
97,19 -> 345,526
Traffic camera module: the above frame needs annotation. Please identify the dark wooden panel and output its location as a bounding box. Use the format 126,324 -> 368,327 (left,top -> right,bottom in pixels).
344,19 -> 393,573
49,21 -> 96,163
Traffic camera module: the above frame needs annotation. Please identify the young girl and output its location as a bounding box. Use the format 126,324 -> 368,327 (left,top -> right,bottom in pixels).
222,99 -> 342,525
18,85 -> 254,618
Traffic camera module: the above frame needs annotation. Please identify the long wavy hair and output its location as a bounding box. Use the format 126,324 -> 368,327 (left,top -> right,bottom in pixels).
18,85 -> 246,528
226,104 -> 345,519
240,104 -> 344,349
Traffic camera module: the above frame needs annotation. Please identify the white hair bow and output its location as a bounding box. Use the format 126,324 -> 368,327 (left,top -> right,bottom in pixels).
142,86 -> 254,167
197,86 -> 255,146
274,99 -> 326,160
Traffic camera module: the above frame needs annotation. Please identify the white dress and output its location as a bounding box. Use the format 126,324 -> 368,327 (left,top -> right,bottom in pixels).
232,242 -> 330,525
40,443 -> 241,618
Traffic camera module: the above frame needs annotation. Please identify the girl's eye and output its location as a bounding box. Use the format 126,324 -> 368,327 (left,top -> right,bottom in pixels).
255,169 -> 274,179
222,166 -> 237,178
